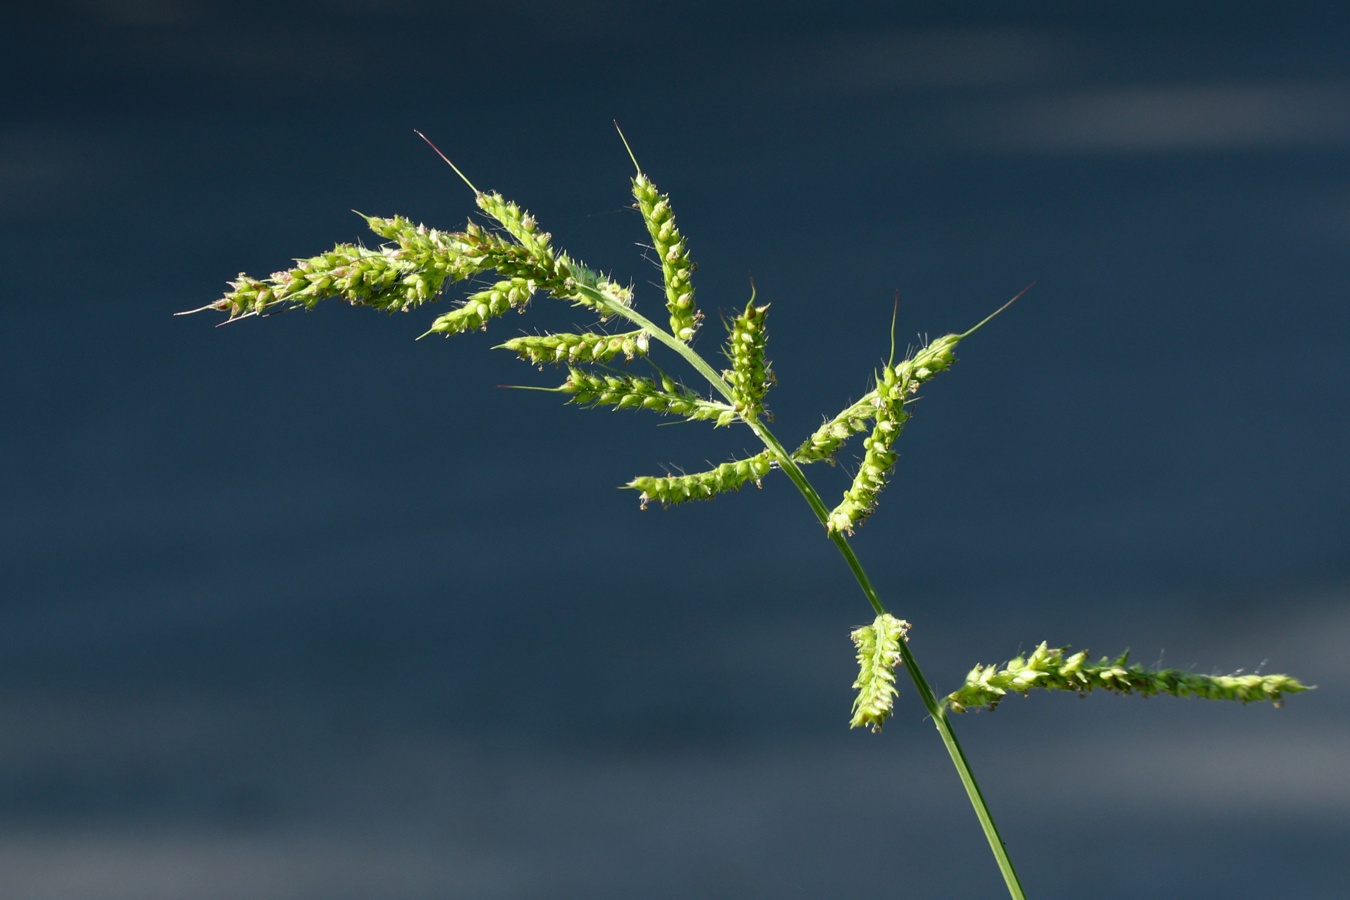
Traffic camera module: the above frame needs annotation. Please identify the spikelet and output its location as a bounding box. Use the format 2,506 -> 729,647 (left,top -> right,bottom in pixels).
849,614 -> 911,732
628,451 -> 776,508
498,330 -> 650,365
632,173 -> 700,342
943,643 -> 1313,713
722,297 -> 773,419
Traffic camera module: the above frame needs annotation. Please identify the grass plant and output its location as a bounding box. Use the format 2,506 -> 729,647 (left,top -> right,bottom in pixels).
188,131 -> 1309,897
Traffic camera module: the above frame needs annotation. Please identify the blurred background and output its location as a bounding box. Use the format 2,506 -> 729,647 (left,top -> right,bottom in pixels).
2,1 -> 1347,897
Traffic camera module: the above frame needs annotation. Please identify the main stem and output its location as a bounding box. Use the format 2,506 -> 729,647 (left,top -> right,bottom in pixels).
760,428 -> 1028,900
578,285 -> 1026,898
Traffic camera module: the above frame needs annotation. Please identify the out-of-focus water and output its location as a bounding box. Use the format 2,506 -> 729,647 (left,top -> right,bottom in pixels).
2,3 -> 1347,896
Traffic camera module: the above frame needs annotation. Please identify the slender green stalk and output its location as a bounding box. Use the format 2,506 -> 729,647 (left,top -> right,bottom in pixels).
577,282 -> 1027,899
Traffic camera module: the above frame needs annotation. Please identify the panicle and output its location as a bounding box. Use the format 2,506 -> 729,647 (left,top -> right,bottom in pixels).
627,451 -> 776,507
849,614 -> 911,732
632,173 -> 700,342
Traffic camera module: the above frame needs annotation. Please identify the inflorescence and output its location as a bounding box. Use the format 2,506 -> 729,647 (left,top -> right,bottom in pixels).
195,138 -> 1306,731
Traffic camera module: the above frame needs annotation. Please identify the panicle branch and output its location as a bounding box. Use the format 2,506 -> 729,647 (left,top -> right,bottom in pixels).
628,451 -> 776,508
559,368 -> 735,422
943,643 -> 1313,713
632,173 -> 701,342
722,296 -> 773,420
499,330 -> 650,365
818,329 -> 979,534
424,277 -> 535,336
850,613 -> 912,732
826,367 -> 912,534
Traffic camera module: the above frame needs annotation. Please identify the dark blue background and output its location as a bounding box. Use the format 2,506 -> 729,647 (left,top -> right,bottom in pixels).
3,2 -> 1347,897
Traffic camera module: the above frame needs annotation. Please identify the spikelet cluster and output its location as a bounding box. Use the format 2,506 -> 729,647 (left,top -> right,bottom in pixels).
560,368 -> 734,422
499,330 -> 649,365
629,452 -> 776,508
943,643 -> 1313,713
722,299 -> 773,419
849,614 -> 911,732
632,173 -> 700,341
213,216 -> 480,319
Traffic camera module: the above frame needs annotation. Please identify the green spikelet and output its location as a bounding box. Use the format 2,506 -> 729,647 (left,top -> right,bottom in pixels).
498,330 -> 650,365
722,296 -> 773,419
627,451 -> 775,508
849,613 -> 911,732
424,277 -> 535,336
632,173 -> 700,342
943,643 -> 1313,713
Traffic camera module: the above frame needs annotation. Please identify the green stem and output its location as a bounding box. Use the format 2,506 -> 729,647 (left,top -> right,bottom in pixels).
578,283 -> 1026,899
757,423 -> 1026,899
828,533 -> 1026,900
